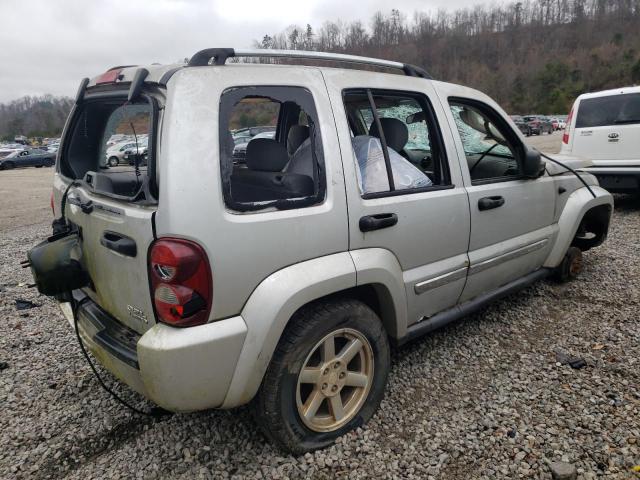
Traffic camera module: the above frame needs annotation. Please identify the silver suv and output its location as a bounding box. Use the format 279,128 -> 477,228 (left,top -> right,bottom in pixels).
47,49 -> 612,453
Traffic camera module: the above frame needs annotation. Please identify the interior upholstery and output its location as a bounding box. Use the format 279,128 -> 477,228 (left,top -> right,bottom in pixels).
369,117 -> 409,153
246,138 -> 290,172
287,125 -> 310,156
230,138 -> 315,203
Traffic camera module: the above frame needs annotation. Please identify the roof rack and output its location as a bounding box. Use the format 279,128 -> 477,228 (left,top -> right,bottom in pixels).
188,48 -> 432,79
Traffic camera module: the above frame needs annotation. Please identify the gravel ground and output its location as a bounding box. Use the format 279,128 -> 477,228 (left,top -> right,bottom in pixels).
1,171 -> 639,479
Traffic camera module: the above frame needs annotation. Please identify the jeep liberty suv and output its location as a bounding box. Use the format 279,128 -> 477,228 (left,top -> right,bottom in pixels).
49,48 -> 612,453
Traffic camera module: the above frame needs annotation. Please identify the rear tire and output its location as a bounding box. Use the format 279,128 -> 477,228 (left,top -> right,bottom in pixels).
554,246 -> 583,283
253,298 -> 390,454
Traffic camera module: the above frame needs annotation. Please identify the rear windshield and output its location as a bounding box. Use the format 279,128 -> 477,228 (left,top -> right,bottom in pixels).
60,96 -> 156,201
576,93 -> 640,128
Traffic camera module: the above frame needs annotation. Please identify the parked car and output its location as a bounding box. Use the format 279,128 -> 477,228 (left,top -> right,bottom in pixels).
555,116 -> 567,130
105,141 -> 144,166
511,115 -> 532,136
523,115 -> 554,135
125,146 -> 148,166
561,86 -> 640,193
42,49 -> 612,454
0,147 -> 55,170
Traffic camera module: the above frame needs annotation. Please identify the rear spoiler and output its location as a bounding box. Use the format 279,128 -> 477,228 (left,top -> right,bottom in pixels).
76,67 -> 150,104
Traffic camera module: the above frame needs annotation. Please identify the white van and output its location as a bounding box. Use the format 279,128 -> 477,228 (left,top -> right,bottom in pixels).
561,86 -> 640,193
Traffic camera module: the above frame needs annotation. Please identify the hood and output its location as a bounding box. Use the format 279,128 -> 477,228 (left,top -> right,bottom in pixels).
543,153 -> 593,175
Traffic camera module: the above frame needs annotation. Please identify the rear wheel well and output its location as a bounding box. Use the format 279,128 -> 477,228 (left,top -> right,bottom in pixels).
290,284 -> 399,340
572,204 -> 611,251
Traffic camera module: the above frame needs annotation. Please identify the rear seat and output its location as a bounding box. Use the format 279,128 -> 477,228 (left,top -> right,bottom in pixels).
230,138 -> 314,203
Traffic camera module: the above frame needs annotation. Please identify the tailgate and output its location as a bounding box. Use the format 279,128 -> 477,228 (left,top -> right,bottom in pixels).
65,186 -> 157,334
573,124 -> 640,162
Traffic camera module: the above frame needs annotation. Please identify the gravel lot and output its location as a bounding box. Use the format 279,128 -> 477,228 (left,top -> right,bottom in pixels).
1,140 -> 639,479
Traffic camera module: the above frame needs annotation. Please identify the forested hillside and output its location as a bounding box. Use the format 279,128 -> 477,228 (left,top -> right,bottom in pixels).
258,0 -> 640,114
0,95 -> 73,140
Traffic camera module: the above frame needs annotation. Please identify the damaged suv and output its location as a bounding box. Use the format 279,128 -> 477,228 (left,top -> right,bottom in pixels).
39,48 -> 612,453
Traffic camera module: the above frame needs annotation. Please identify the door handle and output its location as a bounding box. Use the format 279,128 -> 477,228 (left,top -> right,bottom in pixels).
100,231 -> 137,257
478,196 -> 505,211
359,213 -> 398,232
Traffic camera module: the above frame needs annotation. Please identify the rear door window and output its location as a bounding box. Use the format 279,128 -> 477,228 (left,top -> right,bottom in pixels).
576,93 -> 640,128
342,89 -> 451,196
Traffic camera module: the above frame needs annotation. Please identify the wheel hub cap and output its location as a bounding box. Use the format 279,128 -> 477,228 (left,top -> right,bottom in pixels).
296,328 -> 374,432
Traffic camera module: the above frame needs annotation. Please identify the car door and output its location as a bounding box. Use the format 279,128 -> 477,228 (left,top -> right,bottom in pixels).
18,150 -> 32,166
322,70 -> 471,329
441,93 -> 556,302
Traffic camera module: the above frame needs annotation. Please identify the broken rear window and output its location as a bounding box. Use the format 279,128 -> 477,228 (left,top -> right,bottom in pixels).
60,96 -> 157,201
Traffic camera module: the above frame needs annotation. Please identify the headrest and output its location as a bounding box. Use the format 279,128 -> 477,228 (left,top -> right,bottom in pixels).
369,117 -> 408,152
287,125 -> 310,156
246,138 -> 288,172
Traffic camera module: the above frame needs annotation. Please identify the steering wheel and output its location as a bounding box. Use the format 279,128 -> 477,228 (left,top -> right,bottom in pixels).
469,143 -> 501,175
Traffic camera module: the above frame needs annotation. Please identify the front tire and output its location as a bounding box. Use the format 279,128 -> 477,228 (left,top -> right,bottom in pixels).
253,298 -> 390,454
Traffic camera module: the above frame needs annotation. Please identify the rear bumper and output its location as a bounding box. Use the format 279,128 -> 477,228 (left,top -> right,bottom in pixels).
60,295 -> 247,412
584,166 -> 640,193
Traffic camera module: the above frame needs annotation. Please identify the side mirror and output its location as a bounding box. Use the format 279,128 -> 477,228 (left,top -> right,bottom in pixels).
523,147 -> 545,178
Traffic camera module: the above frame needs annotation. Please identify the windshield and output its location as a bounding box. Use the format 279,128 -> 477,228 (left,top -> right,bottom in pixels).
450,105 -> 512,156
358,102 -> 431,151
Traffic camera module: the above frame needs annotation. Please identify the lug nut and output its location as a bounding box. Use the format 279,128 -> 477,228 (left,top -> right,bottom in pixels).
333,362 -> 340,369
322,383 -> 328,390
339,372 -> 346,379
331,385 -> 338,392
323,368 -> 329,375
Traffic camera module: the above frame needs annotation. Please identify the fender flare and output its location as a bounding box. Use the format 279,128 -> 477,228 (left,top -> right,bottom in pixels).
221,252 -> 357,408
220,249 -> 409,408
544,186 -> 613,268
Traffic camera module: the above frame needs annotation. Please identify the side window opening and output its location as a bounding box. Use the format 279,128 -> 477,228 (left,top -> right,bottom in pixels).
61,97 -> 156,201
449,99 -> 522,183
219,86 -> 325,212
342,89 -> 451,197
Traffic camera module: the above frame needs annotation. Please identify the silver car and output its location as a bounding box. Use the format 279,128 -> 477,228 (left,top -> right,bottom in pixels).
44,49 -> 612,453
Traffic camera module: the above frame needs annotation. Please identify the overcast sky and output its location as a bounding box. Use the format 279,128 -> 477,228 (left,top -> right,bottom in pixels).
0,0 -> 478,103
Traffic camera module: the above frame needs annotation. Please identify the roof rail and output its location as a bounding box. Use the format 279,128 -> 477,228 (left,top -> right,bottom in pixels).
188,48 -> 432,79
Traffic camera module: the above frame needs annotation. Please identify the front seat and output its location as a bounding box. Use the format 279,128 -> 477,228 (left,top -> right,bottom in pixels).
287,125 -> 309,157
230,138 -> 314,203
369,118 -> 409,158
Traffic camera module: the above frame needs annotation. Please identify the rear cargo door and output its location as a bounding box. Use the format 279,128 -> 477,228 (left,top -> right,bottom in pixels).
54,92 -> 159,335
63,183 -> 157,334
573,92 -> 640,162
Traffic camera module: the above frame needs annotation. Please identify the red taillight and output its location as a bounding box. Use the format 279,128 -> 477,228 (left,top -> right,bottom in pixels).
50,191 -> 55,216
95,68 -> 123,85
563,106 -> 574,145
149,238 -> 212,327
